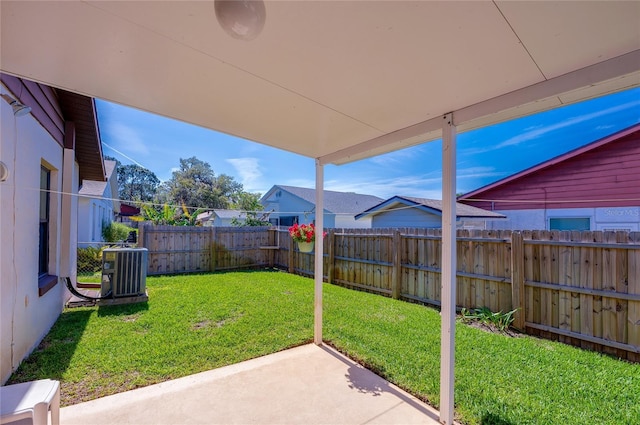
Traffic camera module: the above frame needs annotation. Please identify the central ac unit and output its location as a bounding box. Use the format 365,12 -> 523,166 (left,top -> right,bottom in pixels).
101,248 -> 148,298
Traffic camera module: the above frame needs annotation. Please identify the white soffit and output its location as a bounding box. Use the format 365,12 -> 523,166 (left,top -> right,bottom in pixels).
1,1 -> 638,165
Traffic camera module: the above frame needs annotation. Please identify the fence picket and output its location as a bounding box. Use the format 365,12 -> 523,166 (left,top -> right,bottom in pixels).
136,225 -> 639,360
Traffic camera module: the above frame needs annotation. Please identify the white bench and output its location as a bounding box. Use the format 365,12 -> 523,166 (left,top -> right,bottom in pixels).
0,379 -> 60,425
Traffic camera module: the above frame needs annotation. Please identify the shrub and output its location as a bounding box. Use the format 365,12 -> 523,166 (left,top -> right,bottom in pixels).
77,246 -> 104,274
459,306 -> 517,331
102,221 -> 134,242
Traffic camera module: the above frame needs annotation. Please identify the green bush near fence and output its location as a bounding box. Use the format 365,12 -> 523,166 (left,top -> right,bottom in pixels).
101,221 -> 135,243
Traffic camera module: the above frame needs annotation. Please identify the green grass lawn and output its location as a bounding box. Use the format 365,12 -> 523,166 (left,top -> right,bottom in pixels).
9,270 -> 640,424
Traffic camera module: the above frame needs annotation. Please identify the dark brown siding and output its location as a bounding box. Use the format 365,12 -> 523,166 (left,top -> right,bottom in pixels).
1,74 -> 64,146
462,129 -> 640,210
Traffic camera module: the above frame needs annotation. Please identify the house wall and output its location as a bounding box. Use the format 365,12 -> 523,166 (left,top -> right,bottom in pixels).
262,192 -> 337,228
262,191 -> 379,228
1,82 -> 77,383
370,208 -> 442,228
77,198 -> 114,247
485,206 -> 640,231
335,214 -> 371,229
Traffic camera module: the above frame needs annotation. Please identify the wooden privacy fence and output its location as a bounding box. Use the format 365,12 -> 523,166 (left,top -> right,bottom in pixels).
138,225 -> 640,361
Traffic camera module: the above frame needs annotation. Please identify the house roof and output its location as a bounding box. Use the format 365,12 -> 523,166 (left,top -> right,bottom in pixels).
458,123 -> 640,202
263,185 -> 383,214
356,196 -> 506,220
78,160 -> 117,197
214,209 -> 245,219
197,209 -> 245,222
57,89 -> 105,181
1,2 -> 638,166
120,203 -> 140,216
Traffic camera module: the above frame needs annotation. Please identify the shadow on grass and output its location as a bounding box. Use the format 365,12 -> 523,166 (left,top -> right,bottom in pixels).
97,301 -> 149,317
481,412 -> 515,425
7,309 -> 93,383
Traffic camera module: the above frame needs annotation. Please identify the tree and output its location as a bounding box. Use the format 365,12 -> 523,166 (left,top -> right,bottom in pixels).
105,156 -> 160,202
231,192 -> 271,226
162,157 -> 244,210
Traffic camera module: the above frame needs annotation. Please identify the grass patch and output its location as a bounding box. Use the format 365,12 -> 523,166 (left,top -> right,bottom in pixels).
9,271 -> 640,424
9,270 -> 313,405
323,285 -> 640,425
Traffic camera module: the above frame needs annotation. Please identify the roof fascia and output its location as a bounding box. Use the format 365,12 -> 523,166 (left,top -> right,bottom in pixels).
260,185 -> 281,202
356,196 -> 442,219
319,50 -> 640,166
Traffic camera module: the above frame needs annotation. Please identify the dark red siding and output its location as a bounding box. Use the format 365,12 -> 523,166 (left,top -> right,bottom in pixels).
1,74 -> 64,145
461,128 -> 640,210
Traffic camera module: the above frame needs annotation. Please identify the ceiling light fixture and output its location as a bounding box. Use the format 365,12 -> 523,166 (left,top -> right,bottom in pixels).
214,0 -> 266,41
1,94 -> 32,117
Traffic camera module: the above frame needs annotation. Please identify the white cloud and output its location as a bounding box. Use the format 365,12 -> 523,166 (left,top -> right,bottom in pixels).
498,102 -> 639,148
463,100 -> 640,155
226,157 -> 263,191
326,174 -> 443,199
367,147 -> 424,166
457,166 -> 502,180
104,122 -> 149,156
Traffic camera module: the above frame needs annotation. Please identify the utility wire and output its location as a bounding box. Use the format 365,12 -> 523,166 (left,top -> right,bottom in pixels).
8,183 -> 640,218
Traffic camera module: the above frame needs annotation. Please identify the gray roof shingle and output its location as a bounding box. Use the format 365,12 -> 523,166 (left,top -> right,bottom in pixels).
78,160 -> 117,196
358,196 -> 506,219
274,185 -> 383,214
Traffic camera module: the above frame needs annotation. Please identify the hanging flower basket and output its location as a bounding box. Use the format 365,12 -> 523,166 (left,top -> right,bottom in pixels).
297,241 -> 314,253
288,223 -> 326,253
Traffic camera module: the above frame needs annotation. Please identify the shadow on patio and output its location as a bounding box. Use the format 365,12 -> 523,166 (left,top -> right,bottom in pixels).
61,344 -> 444,424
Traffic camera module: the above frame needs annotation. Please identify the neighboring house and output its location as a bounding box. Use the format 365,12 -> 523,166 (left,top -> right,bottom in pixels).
355,196 -> 505,229
77,160 -> 119,247
197,209 -> 245,227
118,203 -> 141,226
458,124 -> 640,231
1,74 -> 105,383
260,185 -> 383,228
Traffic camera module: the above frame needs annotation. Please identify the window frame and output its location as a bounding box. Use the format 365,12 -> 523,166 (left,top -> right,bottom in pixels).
38,165 -> 57,296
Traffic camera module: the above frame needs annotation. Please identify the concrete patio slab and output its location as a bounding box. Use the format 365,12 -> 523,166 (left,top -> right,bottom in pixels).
61,344 -> 444,424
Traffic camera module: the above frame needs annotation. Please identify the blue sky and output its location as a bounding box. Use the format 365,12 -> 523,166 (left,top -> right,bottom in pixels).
97,87 -> 640,201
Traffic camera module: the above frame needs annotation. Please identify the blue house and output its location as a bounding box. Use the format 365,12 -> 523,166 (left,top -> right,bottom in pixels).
77,160 -> 119,247
197,209 -> 246,227
356,196 -> 505,229
260,185 -> 383,228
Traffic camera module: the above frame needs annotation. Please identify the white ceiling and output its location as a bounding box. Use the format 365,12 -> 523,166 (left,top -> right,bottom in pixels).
2,1 -> 639,165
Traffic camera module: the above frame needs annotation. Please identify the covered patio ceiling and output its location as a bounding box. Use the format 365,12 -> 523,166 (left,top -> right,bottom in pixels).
2,2 -> 639,424
1,1 -> 639,165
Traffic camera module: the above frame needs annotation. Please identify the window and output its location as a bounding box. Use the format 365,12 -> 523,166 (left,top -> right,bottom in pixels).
39,166 -> 50,276
549,217 -> 590,231
270,216 -> 298,227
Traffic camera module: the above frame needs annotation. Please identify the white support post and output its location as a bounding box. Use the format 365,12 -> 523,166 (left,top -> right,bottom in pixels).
439,113 -> 457,425
314,159 -> 324,345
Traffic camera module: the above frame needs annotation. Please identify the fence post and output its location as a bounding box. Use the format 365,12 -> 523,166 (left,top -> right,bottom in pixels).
392,230 -> 402,299
511,231 -> 525,330
327,229 -> 335,284
288,236 -> 294,274
267,227 -> 275,267
138,224 -> 146,248
210,227 -> 217,272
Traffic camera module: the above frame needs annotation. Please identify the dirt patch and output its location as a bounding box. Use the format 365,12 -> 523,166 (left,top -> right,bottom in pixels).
192,320 -> 212,330
122,314 -> 139,323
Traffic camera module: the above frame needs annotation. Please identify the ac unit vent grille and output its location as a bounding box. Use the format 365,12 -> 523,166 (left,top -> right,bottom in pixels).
101,248 -> 148,298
